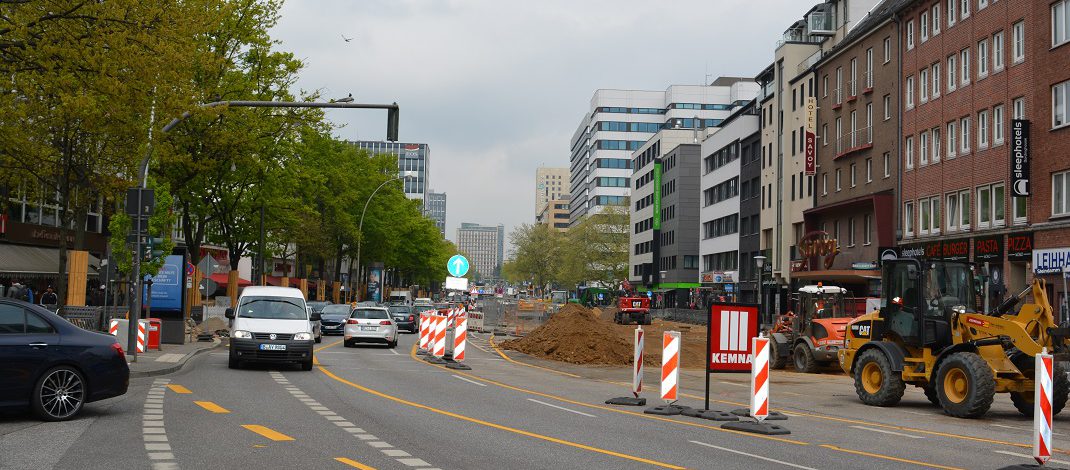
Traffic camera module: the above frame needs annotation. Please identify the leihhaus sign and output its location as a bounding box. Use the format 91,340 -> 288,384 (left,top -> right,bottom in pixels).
1010,119 -> 1030,197
1034,248 -> 1070,275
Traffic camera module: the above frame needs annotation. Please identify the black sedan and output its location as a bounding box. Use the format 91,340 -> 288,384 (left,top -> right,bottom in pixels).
0,299 -> 129,421
318,304 -> 352,336
387,305 -> 417,333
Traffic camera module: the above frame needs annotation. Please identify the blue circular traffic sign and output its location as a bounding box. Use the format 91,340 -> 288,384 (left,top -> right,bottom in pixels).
447,254 -> 470,277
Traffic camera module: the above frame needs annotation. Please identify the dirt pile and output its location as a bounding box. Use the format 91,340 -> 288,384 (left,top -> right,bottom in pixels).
500,304 -> 633,365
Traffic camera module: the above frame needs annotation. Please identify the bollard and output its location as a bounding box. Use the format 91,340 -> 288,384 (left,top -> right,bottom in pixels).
1035,348 -> 1054,465
644,331 -> 685,415
607,325 -> 646,406
446,311 -> 471,370
722,333 -> 790,435
433,315 -> 447,358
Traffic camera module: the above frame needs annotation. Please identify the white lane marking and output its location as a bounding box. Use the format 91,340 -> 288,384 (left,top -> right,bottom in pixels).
452,375 -> 487,387
387,348 -> 401,355
897,410 -> 932,416
398,458 -> 431,467
993,450 -> 1070,465
849,425 -> 924,439
720,381 -> 748,387
690,441 -> 818,470
356,434 -> 377,440
367,441 -> 392,448
383,449 -> 411,457
526,399 -> 597,418
991,423 -> 1068,437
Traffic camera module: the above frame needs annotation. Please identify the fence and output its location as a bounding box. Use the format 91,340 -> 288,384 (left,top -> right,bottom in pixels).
58,306 -> 128,333
651,307 -> 707,326
479,297 -> 552,338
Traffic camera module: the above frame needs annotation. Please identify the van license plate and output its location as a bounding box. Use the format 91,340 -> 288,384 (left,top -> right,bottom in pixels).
260,344 -> 286,351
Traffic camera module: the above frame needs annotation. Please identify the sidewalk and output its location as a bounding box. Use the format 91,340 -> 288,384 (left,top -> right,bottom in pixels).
126,338 -> 224,378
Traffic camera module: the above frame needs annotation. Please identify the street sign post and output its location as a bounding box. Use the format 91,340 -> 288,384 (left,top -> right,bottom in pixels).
447,254 -> 470,278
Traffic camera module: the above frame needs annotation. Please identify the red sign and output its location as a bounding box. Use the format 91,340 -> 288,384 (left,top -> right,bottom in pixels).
708,303 -> 760,372
804,131 -> 816,175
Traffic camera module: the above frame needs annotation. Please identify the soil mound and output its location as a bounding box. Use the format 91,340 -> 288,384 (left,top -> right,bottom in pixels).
500,304 -> 633,365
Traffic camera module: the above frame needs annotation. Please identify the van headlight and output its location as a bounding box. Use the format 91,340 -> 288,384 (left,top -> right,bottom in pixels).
232,330 -> 252,339
293,332 -> 313,341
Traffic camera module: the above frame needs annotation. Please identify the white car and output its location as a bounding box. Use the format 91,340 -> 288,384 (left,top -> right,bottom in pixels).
343,307 -> 398,348
226,286 -> 319,370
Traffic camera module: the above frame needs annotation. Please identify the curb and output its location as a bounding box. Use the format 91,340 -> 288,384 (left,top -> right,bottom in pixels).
130,338 -> 224,378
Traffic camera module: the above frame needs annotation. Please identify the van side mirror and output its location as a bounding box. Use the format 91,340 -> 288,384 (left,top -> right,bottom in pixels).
310,312 -> 321,322
224,308 -> 234,319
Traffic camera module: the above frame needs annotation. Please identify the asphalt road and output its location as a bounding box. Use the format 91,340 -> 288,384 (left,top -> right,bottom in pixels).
3,323 -> 1069,470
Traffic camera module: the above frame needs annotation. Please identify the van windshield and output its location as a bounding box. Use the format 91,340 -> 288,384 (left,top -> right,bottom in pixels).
236,296 -> 307,320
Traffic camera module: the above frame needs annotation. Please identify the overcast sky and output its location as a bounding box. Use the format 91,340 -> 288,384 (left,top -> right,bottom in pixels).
271,0 -> 807,251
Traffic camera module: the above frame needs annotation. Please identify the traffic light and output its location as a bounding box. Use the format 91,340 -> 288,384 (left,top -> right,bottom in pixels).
387,104 -> 399,142
143,237 -> 165,261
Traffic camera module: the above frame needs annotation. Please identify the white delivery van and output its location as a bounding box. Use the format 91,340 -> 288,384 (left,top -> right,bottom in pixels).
225,286 -> 320,371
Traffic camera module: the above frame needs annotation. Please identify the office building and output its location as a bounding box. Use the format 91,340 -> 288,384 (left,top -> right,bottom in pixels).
569,80 -> 760,226
426,192 -> 446,236
535,167 -> 569,219
456,223 -> 505,280
348,141 -> 430,205
538,199 -> 570,232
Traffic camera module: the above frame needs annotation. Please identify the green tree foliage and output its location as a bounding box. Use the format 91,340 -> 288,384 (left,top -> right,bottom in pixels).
509,203 -> 630,290
106,179 -> 178,277
508,223 -> 561,289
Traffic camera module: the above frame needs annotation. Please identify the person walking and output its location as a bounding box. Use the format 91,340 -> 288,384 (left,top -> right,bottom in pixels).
40,286 -> 58,306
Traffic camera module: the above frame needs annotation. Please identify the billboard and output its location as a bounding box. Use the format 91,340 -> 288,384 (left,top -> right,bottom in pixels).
144,255 -> 183,312
1010,119 -> 1030,197
367,265 -> 383,303
707,303 -> 760,372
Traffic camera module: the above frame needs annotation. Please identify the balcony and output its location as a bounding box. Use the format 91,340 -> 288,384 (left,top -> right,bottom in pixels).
846,79 -> 858,102
806,3 -> 836,36
862,70 -> 874,94
832,87 -> 843,109
835,126 -> 874,159
797,49 -> 825,75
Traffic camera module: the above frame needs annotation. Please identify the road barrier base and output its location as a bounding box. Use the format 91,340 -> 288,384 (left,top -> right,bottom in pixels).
731,408 -> 788,420
682,408 -> 739,421
445,362 -> 471,370
721,421 -> 791,435
644,404 -> 690,416
606,397 -> 647,406
425,356 -> 447,365
416,349 -> 429,356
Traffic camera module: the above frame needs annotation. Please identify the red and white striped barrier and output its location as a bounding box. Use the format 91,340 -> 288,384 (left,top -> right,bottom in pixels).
1035,347 -> 1054,464
419,312 -> 430,351
453,312 -> 467,362
633,326 -> 644,398
661,330 -> 680,403
137,321 -> 146,353
109,319 -> 120,336
750,335 -> 770,422
108,319 -> 146,353
433,314 -> 447,357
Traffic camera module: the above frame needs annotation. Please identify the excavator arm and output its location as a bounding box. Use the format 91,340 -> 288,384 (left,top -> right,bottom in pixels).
956,278 -> 1070,358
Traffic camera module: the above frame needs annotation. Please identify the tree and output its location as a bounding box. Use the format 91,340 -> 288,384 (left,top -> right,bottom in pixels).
508,223 -> 561,289
557,203 -> 629,288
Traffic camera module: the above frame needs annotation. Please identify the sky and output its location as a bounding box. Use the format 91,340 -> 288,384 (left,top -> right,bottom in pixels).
271,0 -> 808,251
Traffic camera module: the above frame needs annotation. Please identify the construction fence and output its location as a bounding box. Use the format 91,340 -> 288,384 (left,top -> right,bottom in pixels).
479,297 -> 552,338
651,307 -> 707,326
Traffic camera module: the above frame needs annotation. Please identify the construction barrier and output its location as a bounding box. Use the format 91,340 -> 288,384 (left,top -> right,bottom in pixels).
661,330 -> 680,403
750,335 -> 770,422
1035,348 -> 1054,464
633,326 -> 644,397
419,312 -> 430,351
433,314 -> 446,358
453,312 -> 467,362
467,310 -> 484,333
108,319 -> 147,353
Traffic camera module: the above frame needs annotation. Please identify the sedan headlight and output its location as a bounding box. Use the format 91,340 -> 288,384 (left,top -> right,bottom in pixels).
293,332 -> 313,341
232,330 -> 252,339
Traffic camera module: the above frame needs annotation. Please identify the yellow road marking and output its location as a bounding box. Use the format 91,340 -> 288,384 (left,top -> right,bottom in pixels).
316,340 -> 343,353
410,343 -> 805,445
166,384 -> 192,394
335,457 -> 376,469
242,424 -> 295,441
488,336 -> 581,378
318,366 -> 685,469
194,401 -> 230,413
820,444 -> 964,470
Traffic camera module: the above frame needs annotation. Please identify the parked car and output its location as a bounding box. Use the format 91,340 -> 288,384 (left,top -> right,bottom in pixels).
226,286 -> 320,370
0,299 -> 129,421
343,307 -> 398,348
306,306 -> 322,343
387,305 -> 417,333
319,304 -> 352,336
306,301 -> 331,313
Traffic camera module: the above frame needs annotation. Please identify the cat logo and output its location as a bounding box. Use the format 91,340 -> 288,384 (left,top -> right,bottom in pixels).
851,322 -> 872,338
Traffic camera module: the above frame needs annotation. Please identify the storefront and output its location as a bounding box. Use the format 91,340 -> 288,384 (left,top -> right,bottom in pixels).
1032,245 -> 1070,319
699,271 -> 739,306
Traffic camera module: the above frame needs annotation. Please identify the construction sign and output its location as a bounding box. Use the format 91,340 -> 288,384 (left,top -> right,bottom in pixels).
707,303 -> 760,372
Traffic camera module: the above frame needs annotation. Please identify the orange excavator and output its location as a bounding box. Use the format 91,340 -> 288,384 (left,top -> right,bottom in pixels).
770,284 -> 856,373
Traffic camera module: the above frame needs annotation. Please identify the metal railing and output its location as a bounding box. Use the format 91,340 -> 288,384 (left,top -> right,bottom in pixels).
863,70 -> 874,90
835,126 -> 873,156
651,307 -> 707,325
58,306 -> 128,332
846,79 -> 857,98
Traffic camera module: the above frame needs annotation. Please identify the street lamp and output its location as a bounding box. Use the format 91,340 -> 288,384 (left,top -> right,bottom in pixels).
754,255 -> 767,326
353,171 -> 417,301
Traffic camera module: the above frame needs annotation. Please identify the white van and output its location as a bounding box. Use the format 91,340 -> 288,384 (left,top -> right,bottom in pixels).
225,286 -> 320,370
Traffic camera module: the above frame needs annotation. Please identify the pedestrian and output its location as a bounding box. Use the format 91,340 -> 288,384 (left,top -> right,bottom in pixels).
21,283 -> 34,303
5,279 -> 20,299
40,286 -> 58,306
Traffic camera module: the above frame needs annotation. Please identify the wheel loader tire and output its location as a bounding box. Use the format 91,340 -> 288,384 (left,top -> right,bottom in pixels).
793,343 -> 819,373
923,384 -> 941,406
1010,362 -> 1070,417
853,348 -> 905,407
935,352 -> 995,418
769,341 -> 787,370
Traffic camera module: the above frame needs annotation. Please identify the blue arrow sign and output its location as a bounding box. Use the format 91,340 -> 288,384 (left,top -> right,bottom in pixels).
447,254 -> 470,277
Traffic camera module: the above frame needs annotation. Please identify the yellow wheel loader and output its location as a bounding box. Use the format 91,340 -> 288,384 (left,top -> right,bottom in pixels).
839,258 -> 1070,418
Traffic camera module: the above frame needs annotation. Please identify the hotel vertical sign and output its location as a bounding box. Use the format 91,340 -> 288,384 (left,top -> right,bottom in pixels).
805,97 -> 817,176
1011,119 -> 1030,197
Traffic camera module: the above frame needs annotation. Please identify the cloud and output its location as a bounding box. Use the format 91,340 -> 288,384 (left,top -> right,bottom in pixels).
272,0 -> 809,249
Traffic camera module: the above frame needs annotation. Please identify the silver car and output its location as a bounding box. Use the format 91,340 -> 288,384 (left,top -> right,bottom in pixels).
343,307 -> 398,348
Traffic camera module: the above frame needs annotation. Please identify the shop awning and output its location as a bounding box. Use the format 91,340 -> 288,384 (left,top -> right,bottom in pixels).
791,269 -> 881,281
0,244 -> 100,276
209,272 -> 252,286
264,275 -> 283,286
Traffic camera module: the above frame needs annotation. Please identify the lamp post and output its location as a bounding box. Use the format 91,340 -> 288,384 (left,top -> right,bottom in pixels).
354,172 -> 416,301
754,255 -> 767,326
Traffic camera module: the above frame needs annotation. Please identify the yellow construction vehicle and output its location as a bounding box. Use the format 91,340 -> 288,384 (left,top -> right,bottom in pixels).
839,258 -> 1070,418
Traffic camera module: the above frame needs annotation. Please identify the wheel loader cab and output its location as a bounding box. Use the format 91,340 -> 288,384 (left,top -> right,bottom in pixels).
879,260 -> 972,349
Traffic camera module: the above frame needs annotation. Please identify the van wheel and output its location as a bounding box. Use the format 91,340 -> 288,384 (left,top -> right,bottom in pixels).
315,335 -> 322,344
853,348 -> 905,407
301,357 -> 314,371
228,352 -> 240,369
936,352 -> 995,418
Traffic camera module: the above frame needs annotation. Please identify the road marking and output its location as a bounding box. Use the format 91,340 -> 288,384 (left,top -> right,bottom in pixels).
849,425 -> 924,439
992,450 -> 1070,465
194,401 -> 230,414
990,423 -> 1068,437
367,441 -> 392,448
335,457 -> 376,470
898,410 -> 932,416
452,375 -> 487,387
397,458 -> 430,467
527,399 -> 597,418
387,348 -> 401,355
820,444 -> 963,470
720,381 -> 748,387
144,379 -> 178,470
241,425 -> 294,441
382,449 -> 410,457
487,337 -> 582,378
690,441 -> 817,469
166,384 -> 191,394
319,366 -> 685,469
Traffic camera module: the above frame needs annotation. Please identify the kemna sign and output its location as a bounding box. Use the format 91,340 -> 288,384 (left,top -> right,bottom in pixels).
708,303 -> 760,372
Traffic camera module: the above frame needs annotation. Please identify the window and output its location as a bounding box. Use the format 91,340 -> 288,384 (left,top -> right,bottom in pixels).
932,127 -> 942,162
948,0 -> 957,26
979,0 -> 988,9
947,121 -> 957,158
834,220 -> 841,241
850,110 -> 858,146
932,63 -> 941,98
835,67 -> 843,104
26,313 -> 52,334
947,55 -> 957,91
822,123 -> 828,146
947,192 -> 960,231
1055,80 -> 1070,128
1013,196 -> 1028,224
961,0 -> 970,18
993,31 -> 1005,71
822,172 -> 828,195
920,197 -> 941,235
836,168 -> 842,191
961,48 -> 971,85
977,183 -> 1006,228
848,217 -> 857,246
866,157 -> 873,183
884,95 -> 891,120
1012,21 -> 1025,62
850,58 -> 857,96
961,117 -> 971,153
1055,0 -> 1069,47
866,48 -> 874,88
907,20 -> 915,49
920,132 -> 929,165
822,75 -> 829,97
977,39 -> 989,77
960,190 -> 971,229
921,12 -> 930,42
904,201 -> 915,237
906,75 -> 915,108
883,152 -> 891,178
0,305 -> 25,333
920,68 -> 929,102
884,37 -> 892,63
1013,96 -> 1025,119
994,105 -> 1004,144
1055,170 -> 1070,216
978,110 -> 989,148
850,163 -> 857,187
932,5 -> 941,35
866,103 -> 873,143
905,136 -> 915,169
864,213 -> 873,245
